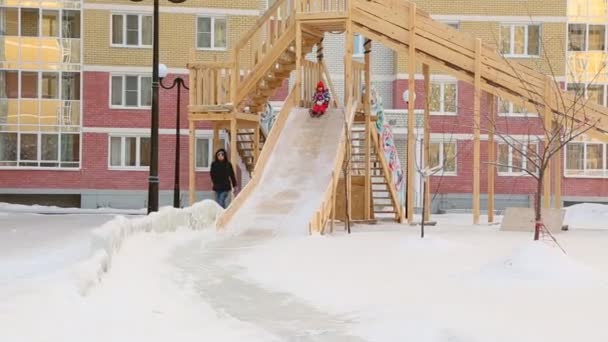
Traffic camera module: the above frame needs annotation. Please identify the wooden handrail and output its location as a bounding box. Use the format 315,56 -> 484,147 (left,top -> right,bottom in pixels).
370,129 -> 403,220
322,62 -> 341,108
233,0 -> 291,53
216,90 -> 296,229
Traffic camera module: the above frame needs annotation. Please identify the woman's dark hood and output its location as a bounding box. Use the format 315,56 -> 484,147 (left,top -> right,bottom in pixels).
214,148 -> 228,162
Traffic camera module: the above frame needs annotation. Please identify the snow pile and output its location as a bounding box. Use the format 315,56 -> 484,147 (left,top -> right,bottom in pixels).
0,202 -> 145,215
564,203 -> 608,230
74,200 -> 223,294
475,241 -> 604,287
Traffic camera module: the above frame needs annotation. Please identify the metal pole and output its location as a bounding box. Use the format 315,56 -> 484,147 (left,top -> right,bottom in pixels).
148,0 -> 160,214
173,81 -> 181,208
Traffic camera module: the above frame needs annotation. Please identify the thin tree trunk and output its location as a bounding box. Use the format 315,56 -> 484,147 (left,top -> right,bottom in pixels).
534,175 -> 543,241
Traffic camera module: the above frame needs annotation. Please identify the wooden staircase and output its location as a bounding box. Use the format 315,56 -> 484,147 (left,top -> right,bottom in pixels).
350,120 -> 401,220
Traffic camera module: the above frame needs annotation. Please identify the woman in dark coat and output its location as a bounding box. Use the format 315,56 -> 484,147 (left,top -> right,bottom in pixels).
210,148 -> 238,209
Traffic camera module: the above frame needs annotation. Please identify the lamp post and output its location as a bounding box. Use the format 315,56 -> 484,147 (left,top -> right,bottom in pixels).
130,0 -> 186,214
159,64 -> 189,208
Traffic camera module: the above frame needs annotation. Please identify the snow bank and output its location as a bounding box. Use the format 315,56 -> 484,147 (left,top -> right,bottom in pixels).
73,200 -> 223,294
475,241 -> 605,287
564,203 -> 608,230
0,202 -> 145,215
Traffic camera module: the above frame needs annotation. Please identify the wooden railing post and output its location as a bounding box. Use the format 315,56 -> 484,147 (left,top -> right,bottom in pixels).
473,38 -> 481,225
295,21 -> 302,106
364,38 -> 372,220
543,77 -> 552,209
406,2 -> 416,224
488,94 -> 496,223
422,63 -> 431,223
232,52 -> 239,105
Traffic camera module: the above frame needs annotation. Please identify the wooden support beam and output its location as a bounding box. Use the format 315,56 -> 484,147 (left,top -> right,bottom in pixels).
213,122 -> 221,153
473,38 -> 481,225
554,145 -> 562,209
235,112 -> 261,122
345,17 -> 354,224
406,2 -> 416,224
543,77 -> 552,209
295,21 -> 303,106
423,63 -> 431,223
364,37 -> 372,220
487,94 -> 496,223
188,120 -> 196,205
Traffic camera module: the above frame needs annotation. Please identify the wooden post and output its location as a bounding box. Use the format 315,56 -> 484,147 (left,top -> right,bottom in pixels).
317,37 -> 324,82
230,118 -> 238,168
188,119 -> 196,205
406,2 -> 416,224
473,38 -> 481,225
543,78 -> 552,209
422,64 -> 431,223
295,21 -> 303,106
554,145 -> 562,209
253,123 -> 260,170
212,122 -> 221,153
487,94 -> 496,223
345,18 -> 354,224
364,38 -> 372,220
232,51 -> 239,106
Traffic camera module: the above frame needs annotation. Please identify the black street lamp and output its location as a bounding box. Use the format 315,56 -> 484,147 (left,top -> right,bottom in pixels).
159,64 -> 189,208
130,0 -> 187,214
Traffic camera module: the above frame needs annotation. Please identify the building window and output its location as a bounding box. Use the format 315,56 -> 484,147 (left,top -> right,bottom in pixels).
565,141 -> 608,177
0,7 -> 80,38
0,132 -> 79,168
110,75 -> 152,108
108,136 -> 150,169
353,34 -> 365,56
196,137 -> 226,170
430,81 -> 457,115
497,142 -> 538,175
567,83 -> 607,106
497,98 -> 535,116
196,17 -> 227,50
429,142 -> 456,174
568,24 -> 606,51
111,13 -> 153,47
500,24 -> 541,57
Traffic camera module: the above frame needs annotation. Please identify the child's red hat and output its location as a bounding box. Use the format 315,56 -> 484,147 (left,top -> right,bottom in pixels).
317,81 -> 325,89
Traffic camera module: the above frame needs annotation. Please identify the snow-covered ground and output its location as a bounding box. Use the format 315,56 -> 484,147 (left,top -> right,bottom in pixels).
2,205 -> 608,341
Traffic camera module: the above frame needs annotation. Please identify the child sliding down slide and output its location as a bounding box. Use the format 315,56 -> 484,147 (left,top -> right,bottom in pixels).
310,81 -> 330,117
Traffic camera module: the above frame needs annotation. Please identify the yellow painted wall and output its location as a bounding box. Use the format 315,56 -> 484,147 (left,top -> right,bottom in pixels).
395,22 -> 566,77
84,0 -> 263,11
84,10 -> 257,67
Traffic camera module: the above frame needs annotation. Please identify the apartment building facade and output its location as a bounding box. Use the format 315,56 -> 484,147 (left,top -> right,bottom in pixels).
0,0 -> 607,210
0,0 -> 263,208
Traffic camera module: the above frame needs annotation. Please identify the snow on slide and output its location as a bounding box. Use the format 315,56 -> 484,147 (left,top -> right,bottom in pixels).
227,107 -> 345,235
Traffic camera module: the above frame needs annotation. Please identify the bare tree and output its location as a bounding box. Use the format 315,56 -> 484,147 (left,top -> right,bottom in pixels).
484,56 -> 603,241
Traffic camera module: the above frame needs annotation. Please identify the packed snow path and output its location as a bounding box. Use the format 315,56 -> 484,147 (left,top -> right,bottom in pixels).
172,229 -> 365,341
227,107 -> 345,235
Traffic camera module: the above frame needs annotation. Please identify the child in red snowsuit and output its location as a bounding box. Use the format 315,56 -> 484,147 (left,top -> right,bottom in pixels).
310,81 -> 330,117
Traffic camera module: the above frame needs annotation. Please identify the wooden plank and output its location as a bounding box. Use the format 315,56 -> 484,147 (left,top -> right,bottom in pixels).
344,11 -> 354,224
213,123 -> 221,153
423,63 -> 431,223
188,119 -> 196,205
473,38 -> 481,225
406,2 -> 416,224
554,141 -> 562,209
295,21 -> 303,106
543,77 -> 552,209
488,94 -> 496,223
364,37 -> 372,221
236,112 -> 261,122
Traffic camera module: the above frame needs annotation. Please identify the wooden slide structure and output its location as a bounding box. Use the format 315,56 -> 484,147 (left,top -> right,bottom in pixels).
188,0 -> 608,233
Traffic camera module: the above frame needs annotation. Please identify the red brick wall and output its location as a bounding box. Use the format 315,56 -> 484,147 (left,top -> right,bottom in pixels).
392,79 -> 544,135
430,140 -> 537,194
83,72 -> 211,130
0,132 -> 214,191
